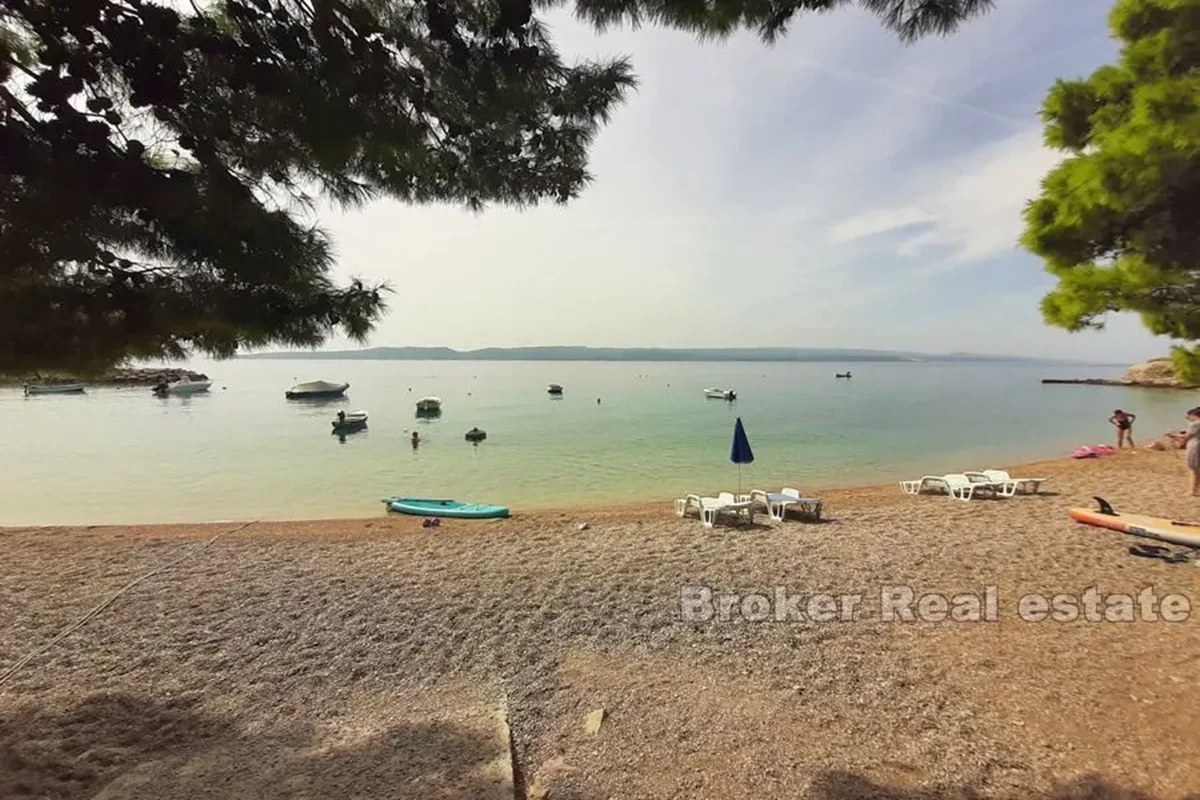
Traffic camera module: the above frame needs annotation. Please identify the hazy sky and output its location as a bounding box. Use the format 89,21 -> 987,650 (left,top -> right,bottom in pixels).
315,0 -> 1166,362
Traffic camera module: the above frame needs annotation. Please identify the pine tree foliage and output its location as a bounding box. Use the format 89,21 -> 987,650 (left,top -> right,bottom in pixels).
1022,0 -> 1200,379
1,0 -> 993,372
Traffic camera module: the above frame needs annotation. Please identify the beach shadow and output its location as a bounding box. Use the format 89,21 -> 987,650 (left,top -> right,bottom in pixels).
804,770 -> 1189,800
781,515 -> 833,526
708,519 -> 775,532
0,690 -> 513,800
0,691 -> 228,799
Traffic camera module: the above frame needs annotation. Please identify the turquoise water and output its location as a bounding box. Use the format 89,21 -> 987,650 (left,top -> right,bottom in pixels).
1,359 -> 1193,526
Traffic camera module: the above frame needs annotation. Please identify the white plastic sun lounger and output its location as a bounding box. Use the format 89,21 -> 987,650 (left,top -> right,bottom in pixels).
974,469 -> 1048,494
899,476 -> 949,496
675,494 -> 704,517
963,471 -> 1018,498
943,473 -> 998,501
675,492 -> 753,527
744,488 -> 824,522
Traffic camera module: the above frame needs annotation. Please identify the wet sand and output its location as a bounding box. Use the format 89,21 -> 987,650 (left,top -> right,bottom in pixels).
2,450 -> 1199,798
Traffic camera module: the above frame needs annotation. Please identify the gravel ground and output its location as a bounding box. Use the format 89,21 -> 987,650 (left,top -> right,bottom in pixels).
1,451 -> 1199,799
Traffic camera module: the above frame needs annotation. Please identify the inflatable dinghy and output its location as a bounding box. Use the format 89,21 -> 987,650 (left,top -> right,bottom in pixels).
385,497 -> 510,519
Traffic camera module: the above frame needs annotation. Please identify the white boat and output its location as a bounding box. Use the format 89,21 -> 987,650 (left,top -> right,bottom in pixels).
286,380 -> 349,399
704,388 -> 737,401
24,383 -> 85,396
416,396 -> 442,415
548,384 -> 563,395
153,378 -> 211,396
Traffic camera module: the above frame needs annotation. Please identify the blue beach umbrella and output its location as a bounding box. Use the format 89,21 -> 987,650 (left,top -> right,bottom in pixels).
730,417 -> 754,496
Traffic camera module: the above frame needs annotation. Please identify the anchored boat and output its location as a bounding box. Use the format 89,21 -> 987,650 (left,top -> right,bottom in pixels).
704,388 -> 736,401
384,497 -> 510,519
547,384 -> 563,395
415,396 -> 442,416
153,378 -> 212,396
23,383 -> 86,396
332,410 -> 368,434
286,380 -> 349,399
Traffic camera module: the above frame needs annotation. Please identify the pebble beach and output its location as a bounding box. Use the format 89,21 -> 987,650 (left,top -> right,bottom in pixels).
2,450 -> 1199,798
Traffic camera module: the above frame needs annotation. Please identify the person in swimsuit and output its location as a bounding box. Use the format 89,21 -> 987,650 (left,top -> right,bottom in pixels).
1185,407 -> 1200,495
1109,409 -> 1136,449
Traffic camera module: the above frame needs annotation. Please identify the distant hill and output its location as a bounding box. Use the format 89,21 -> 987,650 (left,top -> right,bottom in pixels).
236,346 -> 1086,364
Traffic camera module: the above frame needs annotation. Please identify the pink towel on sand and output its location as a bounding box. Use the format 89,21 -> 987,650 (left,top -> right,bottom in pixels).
1071,445 -> 1117,458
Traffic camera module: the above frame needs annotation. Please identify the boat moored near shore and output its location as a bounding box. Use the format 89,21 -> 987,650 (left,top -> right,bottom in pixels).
332,410 -> 368,434
153,378 -> 212,396
23,383 -> 86,396
286,380 -> 349,399
416,396 -> 442,417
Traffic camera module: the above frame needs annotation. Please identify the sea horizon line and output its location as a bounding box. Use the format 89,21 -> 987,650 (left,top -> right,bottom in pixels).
234,345 -> 1122,366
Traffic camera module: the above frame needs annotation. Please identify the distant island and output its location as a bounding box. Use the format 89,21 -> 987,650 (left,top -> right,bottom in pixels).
237,346 -> 1096,364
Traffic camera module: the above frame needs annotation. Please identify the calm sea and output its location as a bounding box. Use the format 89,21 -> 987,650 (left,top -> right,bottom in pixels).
1,359 -> 1191,526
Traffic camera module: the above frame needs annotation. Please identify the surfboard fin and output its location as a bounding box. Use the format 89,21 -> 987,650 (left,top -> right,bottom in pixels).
1094,496 -> 1116,516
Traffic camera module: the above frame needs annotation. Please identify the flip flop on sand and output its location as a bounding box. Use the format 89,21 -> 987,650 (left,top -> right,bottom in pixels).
1128,544 -> 1192,563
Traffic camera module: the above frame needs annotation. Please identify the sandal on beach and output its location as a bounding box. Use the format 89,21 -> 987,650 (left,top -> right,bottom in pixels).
1128,544 -> 1193,563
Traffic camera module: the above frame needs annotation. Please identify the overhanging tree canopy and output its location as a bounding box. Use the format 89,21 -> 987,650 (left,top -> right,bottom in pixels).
1022,0 -> 1200,378
1,0 -> 995,373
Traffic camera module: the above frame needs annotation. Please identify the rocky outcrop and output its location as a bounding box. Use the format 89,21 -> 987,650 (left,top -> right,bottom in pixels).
1122,357 -> 1191,387
1043,357 -> 1198,389
103,367 -> 208,386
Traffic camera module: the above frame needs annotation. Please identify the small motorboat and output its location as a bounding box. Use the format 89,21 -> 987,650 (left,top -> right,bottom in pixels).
547,384 -> 563,395
465,427 -> 487,443
704,388 -> 736,401
331,410 -> 368,433
153,378 -> 212,396
23,383 -> 85,396
384,497 -> 510,519
286,380 -> 349,399
835,372 -> 852,379
415,396 -> 442,416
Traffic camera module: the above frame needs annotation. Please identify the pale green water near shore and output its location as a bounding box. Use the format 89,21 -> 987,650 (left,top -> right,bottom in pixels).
2,359 -> 1193,526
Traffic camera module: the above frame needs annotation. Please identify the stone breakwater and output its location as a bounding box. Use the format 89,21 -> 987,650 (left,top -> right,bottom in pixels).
1039,378 -> 1198,389
6,367 -> 208,387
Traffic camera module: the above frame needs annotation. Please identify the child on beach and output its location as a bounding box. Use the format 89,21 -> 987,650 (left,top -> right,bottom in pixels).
1110,409 -> 1136,449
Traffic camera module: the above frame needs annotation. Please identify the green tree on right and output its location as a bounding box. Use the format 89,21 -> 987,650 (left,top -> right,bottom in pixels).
1023,0 -> 1200,379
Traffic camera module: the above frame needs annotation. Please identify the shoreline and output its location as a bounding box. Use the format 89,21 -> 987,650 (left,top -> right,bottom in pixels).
0,451 -> 1171,534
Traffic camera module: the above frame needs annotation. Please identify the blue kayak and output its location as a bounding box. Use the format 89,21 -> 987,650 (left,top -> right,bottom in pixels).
385,497 -> 510,519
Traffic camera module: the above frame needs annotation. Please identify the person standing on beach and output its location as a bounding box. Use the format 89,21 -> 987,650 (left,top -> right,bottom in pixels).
1185,408 -> 1200,495
1110,409 -> 1136,449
